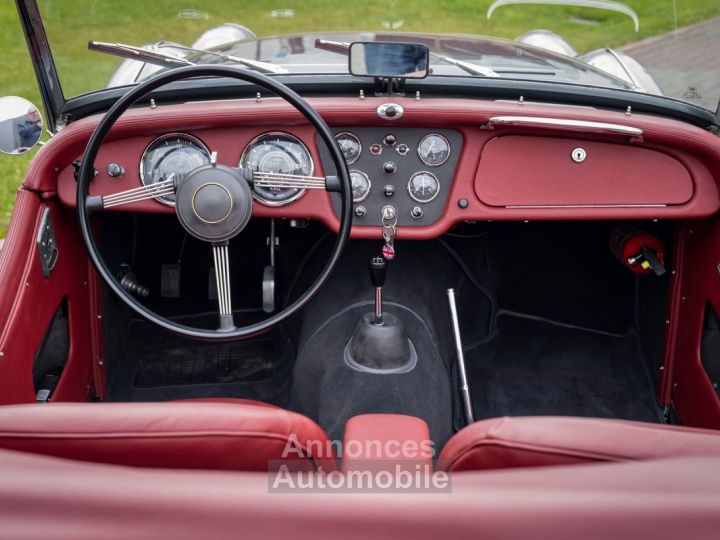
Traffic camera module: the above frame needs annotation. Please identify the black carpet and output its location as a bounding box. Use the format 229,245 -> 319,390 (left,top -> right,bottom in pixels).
133,339 -> 274,387
291,302 -> 454,449
105,319 -> 293,405
466,313 -> 664,423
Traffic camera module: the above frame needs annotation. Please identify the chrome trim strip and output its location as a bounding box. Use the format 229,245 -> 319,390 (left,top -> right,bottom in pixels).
485,116 -> 643,136
505,204 -> 666,209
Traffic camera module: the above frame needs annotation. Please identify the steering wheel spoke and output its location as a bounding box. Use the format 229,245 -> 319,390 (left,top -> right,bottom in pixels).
212,242 -> 235,331
87,175 -> 175,212
252,171 -> 338,192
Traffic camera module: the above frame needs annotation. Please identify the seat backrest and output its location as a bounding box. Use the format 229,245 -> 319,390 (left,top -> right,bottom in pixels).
437,416 -> 720,472
0,399 -> 335,471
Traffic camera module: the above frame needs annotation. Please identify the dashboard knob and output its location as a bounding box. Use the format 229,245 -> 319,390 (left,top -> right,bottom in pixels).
383,185 -> 395,197
383,134 -> 397,146
385,106 -> 398,118
411,206 -> 424,219
383,162 -> 396,174
106,163 -> 125,178
354,206 -> 367,218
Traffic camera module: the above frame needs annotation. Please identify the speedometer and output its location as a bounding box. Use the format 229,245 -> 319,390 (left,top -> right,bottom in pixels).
140,133 -> 211,206
239,132 -> 313,206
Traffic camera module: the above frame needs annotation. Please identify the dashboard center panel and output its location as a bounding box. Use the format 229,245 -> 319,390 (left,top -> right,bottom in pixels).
317,128 -> 462,227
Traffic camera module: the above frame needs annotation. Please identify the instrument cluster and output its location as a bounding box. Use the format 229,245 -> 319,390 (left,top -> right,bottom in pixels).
138,127 -> 461,226
320,127 -> 462,227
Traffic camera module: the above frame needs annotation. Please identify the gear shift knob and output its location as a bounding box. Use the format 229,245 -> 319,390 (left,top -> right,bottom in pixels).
369,256 -> 387,288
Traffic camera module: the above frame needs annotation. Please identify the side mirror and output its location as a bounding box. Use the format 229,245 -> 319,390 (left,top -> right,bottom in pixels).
349,42 -> 429,79
0,96 -> 44,155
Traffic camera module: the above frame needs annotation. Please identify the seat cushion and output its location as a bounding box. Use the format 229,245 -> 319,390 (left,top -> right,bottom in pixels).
0,399 -> 335,471
437,416 -> 720,472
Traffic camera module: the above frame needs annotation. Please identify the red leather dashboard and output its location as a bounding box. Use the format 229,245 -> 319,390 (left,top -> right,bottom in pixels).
26,96 -> 720,239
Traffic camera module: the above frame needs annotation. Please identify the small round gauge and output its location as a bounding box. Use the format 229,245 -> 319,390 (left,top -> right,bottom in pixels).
407,171 -> 440,203
417,134 -> 450,167
336,132 -> 361,164
239,132 -> 313,206
350,170 -> 371,202
140,133 -> 211,206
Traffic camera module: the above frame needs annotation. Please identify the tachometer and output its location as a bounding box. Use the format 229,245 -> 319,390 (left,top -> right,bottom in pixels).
239,132 -> 313,206
140,133 -> 211,206
336,132 -> 361,164
417,133 -> 450,167
408,171 -> 440,203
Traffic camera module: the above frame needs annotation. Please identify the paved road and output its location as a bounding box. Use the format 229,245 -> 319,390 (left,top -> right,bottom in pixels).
621,17 -> 720,113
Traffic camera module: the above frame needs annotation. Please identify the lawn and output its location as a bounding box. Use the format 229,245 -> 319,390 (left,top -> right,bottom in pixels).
1,0 -> 719,236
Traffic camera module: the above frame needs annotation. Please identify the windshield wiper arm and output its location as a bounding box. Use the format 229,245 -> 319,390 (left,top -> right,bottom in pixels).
89,41 -> 287,75
167,44 -> 288,74
431,54 -> 498,77
89,41 -> 194,68
314,39 -> 498,77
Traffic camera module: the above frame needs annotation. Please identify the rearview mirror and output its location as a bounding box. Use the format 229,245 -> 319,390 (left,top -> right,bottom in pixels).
349,42 -> 429,79
0,96 -> 43,155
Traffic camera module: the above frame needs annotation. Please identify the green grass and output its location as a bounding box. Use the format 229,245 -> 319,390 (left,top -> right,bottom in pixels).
1,0 -> 719,235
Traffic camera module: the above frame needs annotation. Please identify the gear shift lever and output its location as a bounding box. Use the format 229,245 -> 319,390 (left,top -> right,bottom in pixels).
369,256 -> 387,325
343,253 -> 416,373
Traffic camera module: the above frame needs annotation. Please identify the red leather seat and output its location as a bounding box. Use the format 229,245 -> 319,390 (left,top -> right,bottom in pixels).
437,416 -> 720,472
0,398 -> 335,471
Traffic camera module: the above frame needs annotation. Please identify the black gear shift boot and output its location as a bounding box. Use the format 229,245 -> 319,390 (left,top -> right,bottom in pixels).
344,312 -> 417,373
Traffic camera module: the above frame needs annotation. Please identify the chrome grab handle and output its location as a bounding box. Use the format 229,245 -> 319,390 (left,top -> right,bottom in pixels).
483,116 -> 643,137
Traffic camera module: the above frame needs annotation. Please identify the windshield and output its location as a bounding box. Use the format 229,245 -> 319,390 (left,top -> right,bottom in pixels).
37,0 -> 720,111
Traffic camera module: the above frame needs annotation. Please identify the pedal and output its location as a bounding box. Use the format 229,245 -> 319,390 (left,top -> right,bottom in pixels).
263,219 -> 278,313
161,264 -> 182,298
262,265 -> 275,313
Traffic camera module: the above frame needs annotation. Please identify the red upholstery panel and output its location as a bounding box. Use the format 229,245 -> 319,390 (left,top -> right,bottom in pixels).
341,414 -> 433,472
0,193 -> 94,403
476,135 -> 694,207
1,449 -> 719,539
437,416 -> 720,472
0,399 -> 336,471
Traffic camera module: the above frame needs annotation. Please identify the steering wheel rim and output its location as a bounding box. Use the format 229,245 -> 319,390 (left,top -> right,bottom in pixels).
77,65 -> 352,341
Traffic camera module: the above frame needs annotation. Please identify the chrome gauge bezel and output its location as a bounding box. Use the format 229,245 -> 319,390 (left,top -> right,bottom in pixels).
349,169 -> 371,203
335,131 -> 362,165
417,133 -> 451,167
239,131 -> 314,207
407,171 -> 440,203
139,133 -> 211,207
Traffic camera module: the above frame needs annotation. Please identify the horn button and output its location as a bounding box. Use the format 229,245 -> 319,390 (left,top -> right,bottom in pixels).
175,164 -> 253,242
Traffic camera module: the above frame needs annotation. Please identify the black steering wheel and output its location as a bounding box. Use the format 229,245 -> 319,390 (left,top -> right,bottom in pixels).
77,66 -> 352,340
